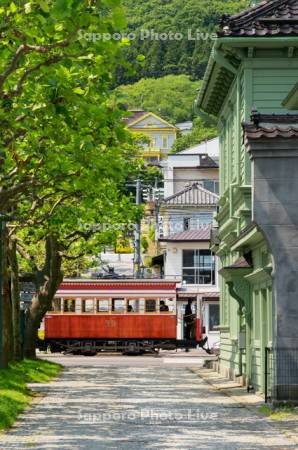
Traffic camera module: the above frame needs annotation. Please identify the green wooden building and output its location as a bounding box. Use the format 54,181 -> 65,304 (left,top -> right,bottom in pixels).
197,0 -> 298,400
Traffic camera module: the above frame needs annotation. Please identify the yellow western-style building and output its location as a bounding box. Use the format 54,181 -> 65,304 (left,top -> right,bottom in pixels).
125,110 -> 178,164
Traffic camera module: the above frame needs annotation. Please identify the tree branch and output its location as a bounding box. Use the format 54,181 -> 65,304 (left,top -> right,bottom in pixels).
0,31 -> 78,94
16,243 -> 39,272
7,52 -> 84,98
59,251 -> 85,261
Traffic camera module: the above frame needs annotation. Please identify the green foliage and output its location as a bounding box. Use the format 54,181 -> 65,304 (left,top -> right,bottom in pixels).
0,359 -> 61,430
141,236 -> 149,253
117,75 -> 201,123
118,0 -> 250,84
138,165 -> 163,187
0,0 -> 141,266
148,225 -> 156,242
172,117 -> 218,153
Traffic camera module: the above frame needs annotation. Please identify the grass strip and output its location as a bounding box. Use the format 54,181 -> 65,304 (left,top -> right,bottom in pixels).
0,358 -> 62,430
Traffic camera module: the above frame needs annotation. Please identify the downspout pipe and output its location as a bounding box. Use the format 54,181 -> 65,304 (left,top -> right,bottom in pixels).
227,281 -> 245,377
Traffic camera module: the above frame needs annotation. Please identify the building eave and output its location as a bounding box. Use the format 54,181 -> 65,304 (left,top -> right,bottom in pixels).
196,36 -> 298,117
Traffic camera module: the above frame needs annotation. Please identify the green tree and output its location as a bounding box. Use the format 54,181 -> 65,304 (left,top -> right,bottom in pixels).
117,75 -> 201,123
118,0 -> 250,84
172,117 -> 218,153
0,0 -> 140,361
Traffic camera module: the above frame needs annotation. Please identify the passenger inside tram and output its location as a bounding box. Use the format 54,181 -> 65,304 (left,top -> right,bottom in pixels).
160,300 -> 169,312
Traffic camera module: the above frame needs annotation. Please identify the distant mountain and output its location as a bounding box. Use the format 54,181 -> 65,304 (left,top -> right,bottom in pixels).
118,0 -> 249,85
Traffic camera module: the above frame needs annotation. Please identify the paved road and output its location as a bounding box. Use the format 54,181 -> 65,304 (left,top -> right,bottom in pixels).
1,355 -> 296,449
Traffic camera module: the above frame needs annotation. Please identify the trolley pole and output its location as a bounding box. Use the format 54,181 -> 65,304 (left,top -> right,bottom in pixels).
134,179 -> 142,279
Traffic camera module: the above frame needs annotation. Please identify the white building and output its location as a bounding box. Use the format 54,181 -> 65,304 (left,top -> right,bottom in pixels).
175,121 -> 193,135
162,139 -> 219,198
158,181 -> 220,347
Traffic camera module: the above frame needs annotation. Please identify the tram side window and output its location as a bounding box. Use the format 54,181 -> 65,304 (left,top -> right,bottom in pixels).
127,300 -> 139,313
96,300 -> 109,313
112,299 -> 125,313
64,299 -> 75,312
145,299 -> 156,313
82,299 -> 94,313
160,298 -> 174,313
51,298 -> 62,312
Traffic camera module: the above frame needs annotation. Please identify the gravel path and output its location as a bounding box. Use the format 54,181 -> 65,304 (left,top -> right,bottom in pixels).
0,360 -> 296,449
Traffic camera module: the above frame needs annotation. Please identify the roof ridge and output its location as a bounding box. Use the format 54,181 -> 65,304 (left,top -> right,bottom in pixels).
221,0 -> 286,25
219,0 -> 298,37
163,182 -> 219,203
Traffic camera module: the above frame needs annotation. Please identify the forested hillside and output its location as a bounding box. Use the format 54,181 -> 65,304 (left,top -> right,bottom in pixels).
116,75 -> 201,123
118,0 -> 249,85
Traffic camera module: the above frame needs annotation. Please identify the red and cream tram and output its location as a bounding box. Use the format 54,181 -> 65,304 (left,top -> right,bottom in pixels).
39,279 -> 209,354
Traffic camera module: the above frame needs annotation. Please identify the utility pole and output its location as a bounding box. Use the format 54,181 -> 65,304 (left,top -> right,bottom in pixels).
134,179 -> 142,279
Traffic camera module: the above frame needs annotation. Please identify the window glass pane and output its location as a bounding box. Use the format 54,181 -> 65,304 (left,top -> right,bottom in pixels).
96,300 -> 109,312
203,180 -> 212,192
183,250 -> 194,267
209,304 -> 220,331
127,299 -> 139,313
52,298 -> 61,312
199,250 -> 212,267
198,213 -> 213,225
145,300 -> 156,312
199,269 -> 212,285
112,299 -> 125,313
64,299 -> 76,312
183,218 -> 190,231
82,299 -> 94,313
183,269 -> 196,284
160,298 -> 174,313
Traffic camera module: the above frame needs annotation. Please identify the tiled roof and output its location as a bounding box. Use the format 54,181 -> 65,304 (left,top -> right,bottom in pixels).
159,227 -> 211,242
218,0 -> 298,37
243,110 -> 298,140
243,125 -> 298,139
163,183 -> 219,206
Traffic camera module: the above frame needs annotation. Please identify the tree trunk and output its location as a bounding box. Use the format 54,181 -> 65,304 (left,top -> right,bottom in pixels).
8,238 -> 22,360
2,227 -> 13,365
24,235 -> 63,359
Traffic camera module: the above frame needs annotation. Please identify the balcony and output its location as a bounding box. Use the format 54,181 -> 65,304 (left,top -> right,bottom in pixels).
141,147 -> 169,159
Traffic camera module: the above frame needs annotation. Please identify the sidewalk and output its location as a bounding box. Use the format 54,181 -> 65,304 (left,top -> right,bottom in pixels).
190,367 -> 298,446
1,362 -> 297,449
